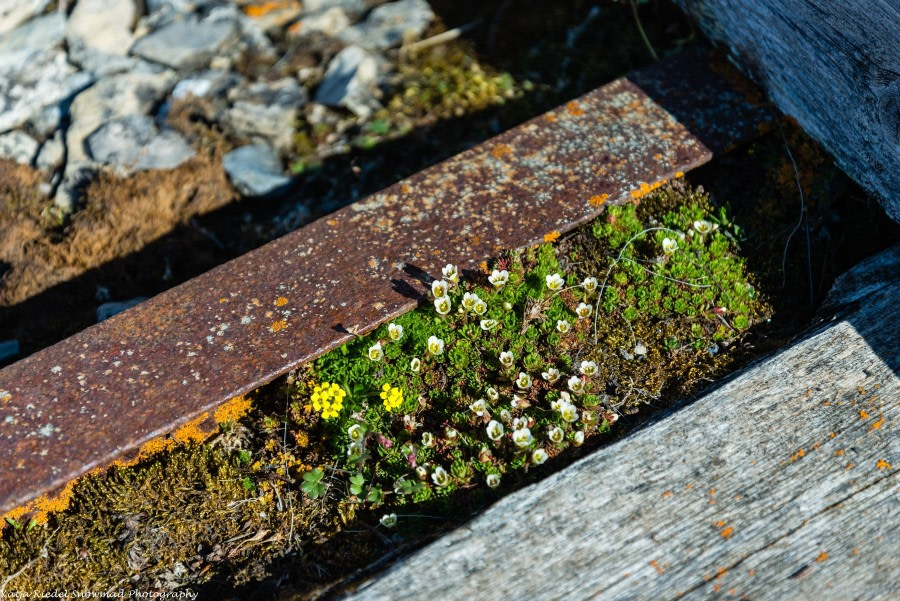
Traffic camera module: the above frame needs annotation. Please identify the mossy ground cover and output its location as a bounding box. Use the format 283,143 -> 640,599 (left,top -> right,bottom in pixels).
0,180 -> 787,596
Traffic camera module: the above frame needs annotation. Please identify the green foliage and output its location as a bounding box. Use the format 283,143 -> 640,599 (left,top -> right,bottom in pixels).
301,468 -> 327,499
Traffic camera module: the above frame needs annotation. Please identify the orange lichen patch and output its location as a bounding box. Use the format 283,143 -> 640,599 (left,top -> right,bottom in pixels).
491,144 -> 513,160
401,184 -> 411,194
834,449 -> 845,456
214,395 -> 253,424
715,567 -> 728,580
545,113 -> 557,123
829,432 -> 837,438
790,448 -> 806,462
588,194 -> 609,207
852,548 -> 860,556
875,459 -> 891,470
270,320 -> 288,333
870,417 -> 885,430
674,171 -> 684,178
219,297 -> 228,304
661,489 -> 674,498
650,560 -> 664,575
629,180 -> 667,201
276,296 -> 288,307
713,520 -> 726,528
712,584 -> 722,593
747,569 -> 756,577
566,101 -> 584,116
721,527 -> 735,540
654,153 -> 663,160
845,463 -> 855,470
244,0 -> 296,18
479,260 -> 489,274
816,551 -> 828,563
811,441 -> 822,451
859,409 -> 870,419
544,231 -> 561,243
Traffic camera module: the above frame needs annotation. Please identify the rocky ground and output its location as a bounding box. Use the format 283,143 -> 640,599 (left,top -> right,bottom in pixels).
0,0 -> 694,362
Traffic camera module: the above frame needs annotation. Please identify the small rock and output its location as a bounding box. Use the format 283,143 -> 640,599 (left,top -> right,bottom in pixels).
242,0 -> 302,33
54,161 -> 96,212
36,131 -> 65,171
0,339 -> 19,363
66,70 -> 176,163
172,69 -> 241,101
0,130 -> 38,165
67,0 -> 136,57
223,144 -> 291,197
288,6 -> 350,38
0,0 -> 51,35
0,49 -> 93,133
97,297 -> 148,322
130,16 -> 240,71
303,0 -> 367,20
315,45 -> 387,118
338,0 -> 433,50
224,77 -> 307,151
86,115 -> 195,172
207,4 -> 276,59
0,12 -> 65,53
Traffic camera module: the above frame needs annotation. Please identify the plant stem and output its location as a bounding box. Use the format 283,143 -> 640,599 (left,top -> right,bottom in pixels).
629,0 -> 659,61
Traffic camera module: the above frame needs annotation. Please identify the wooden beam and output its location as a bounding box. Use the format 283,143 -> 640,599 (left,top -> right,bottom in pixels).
344,245 -> 900,600
676,0 -> 900,222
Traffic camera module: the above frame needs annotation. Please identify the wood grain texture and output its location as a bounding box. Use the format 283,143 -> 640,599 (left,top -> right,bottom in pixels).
675,0 -> 900,222
344,246 -> 900,601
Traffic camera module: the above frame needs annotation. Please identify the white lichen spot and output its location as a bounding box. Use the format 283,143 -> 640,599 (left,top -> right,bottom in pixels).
38,423 -> 55,437
50,365 -> 62,375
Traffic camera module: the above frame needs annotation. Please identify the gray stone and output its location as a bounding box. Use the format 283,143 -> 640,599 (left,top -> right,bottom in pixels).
130,16 -> 240,71
0,130 -> 38,164
28,104 -> 63,138
289,6 -> 350,38
0,340 -> 19,363
0,0 -> 51,34
67,0 -> 136,57
338,0 -> 433,50
224,77 -> 307,151
223,144 -> 291,197
86,115 -> 195,172
0,12 -> 65,53
66,70 -> 176,163
172,69 -> 241,101
97,297 -> 148,322
303,0 -> 367,20
0,49 -> 93,133
35,131 -> 65,171
315,45 -> 387,118
207,4 -> 276,58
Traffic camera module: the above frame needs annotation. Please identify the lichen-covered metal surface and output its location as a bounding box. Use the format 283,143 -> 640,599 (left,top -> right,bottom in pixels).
0,49 -> 771,515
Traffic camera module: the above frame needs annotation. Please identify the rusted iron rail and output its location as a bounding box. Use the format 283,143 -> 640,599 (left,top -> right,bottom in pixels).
0,49 -> 771,515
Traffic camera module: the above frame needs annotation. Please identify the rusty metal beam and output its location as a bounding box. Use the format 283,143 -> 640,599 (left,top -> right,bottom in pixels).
0,49 -> 771,515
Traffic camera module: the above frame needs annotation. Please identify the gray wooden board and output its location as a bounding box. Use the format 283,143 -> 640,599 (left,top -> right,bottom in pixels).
674,0 -> 900,222
343,247 -> 900,601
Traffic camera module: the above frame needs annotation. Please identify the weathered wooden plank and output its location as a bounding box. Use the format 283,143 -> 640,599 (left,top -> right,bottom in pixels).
344,246 -> 900,601
674,0 -> 900,222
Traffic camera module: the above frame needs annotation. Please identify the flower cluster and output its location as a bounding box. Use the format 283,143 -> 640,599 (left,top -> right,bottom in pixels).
380,384 -> 404,412
311,382 -> 346,420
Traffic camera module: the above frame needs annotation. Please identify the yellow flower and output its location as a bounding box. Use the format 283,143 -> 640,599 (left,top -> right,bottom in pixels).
380,383 -> 404,411
311,382 -> 345,420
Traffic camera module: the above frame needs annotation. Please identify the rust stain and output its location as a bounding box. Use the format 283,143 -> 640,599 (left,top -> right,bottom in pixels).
0,48 -> 772,516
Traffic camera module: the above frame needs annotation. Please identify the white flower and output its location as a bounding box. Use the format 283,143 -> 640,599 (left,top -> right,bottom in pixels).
582,276 -> 599,294
431,466 -> 451,487
573,431 -> 585,446
548,426 -> 565,444
480,319 -> 498,331
431,279 -> 450,298
388,322 -> 404,341
445,427 -> 458,440
427,335 -> 444,356
567,375 -> 585,394
380,513 -> 398,528
410,357 -> 421,372
511,417 -> 529,430
434,296 -> 452,315
693,220 -> 716,235
486,420 -> 505,441
473,299 -> 488,316
579,361 -> 598,377
462,292 -> 480,311
348,424 -> 364,442
486,387 -> 499,401
662,237 -> 678,254
499,409 -> 512,423
542,367 -> 561,383
499,351 -> 514,369
556,319 -> 571,334
348,441 -> 364,457
531,448 -> 549,465
512,427 -> 534,448
545,273 -> 565,291
488,269 -> 509,287
421,432 -> 435,447
503,301 -> 513,310
549,398 -> 563,412
368,342 -> 384,362
605,411 -> 620,424
515,372 -> 533,389
559,402 -> 580,423
575,302 -> 592,319
470,399 -> 488,416
442,264 -> 459,284
415,466 -> 428,480
486,473 -> 501,488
